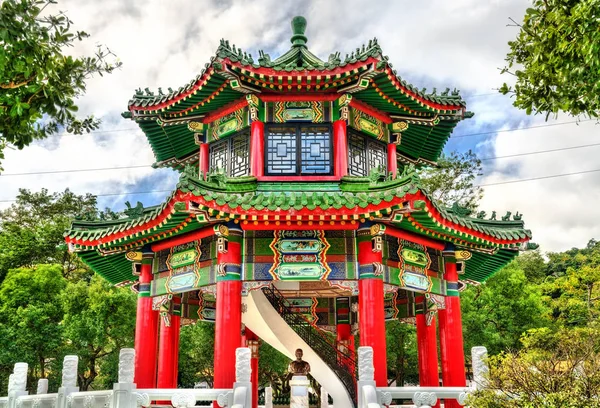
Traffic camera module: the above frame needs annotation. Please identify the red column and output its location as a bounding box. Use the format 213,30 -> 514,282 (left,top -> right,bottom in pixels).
336,323 -> 356,373
333,120 -> 348,178
214,225 -> 243,403
199,143 -> 209,180
134,251 -> 159,388
250,121 -> 265,178
245,328 -> 260,408
157,312 -> 181,388
439,260 -> 466,408
358,225 -> 387,386
387,143 -> 397,179
416,313 -> 440,408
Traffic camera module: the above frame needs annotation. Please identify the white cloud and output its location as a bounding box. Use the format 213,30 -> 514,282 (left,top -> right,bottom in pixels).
1,0 -> 599,252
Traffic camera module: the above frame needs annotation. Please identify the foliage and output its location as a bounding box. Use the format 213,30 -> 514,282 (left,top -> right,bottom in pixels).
418,150 -> 483,211
178,322 -> 216,388
60,276 -> 136,390
500,0 -> 600,118
386,321 -> 418,386
0,265 -> 66,392
0,0 -> 121,170
461,261 -> 550,355
0,188 -> 117,283
468,328 -> 600,407
258,342 -> 290,397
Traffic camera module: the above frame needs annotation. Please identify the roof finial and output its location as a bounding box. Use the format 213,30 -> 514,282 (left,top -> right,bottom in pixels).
291,16 -> 307,47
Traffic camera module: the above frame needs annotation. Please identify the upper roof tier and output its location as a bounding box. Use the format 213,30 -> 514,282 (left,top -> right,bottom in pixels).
123,17 -> 472,170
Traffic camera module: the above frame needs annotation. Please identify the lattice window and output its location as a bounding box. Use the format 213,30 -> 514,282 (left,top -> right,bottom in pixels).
208,130 -> 250,177
230,133 -> 250,177
301,125 -> 331,174
265,124 -> 332,176
209,139 -> 228,172
266,125 -> 297,175
368,139 -> 387,173
348,131 -> 368,177
347,129 -> 388,176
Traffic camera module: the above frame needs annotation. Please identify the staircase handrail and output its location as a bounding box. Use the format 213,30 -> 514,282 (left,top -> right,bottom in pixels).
262,285 -> 357,403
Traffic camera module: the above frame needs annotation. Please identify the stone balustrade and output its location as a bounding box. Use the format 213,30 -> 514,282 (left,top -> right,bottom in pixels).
1,348 -> 252,408
357,346 -> 488,408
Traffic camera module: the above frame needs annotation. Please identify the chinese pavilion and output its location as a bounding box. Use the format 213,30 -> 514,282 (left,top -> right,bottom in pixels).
65,17 -> 532,408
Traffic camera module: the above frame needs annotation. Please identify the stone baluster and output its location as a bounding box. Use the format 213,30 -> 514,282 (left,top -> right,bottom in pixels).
471,346 -> 488,391
57,356 -> 79,408
36,379 -> 48,395
264,387 -> 273,408
232,348 -> 251,408
8,363 -> 28,408
112,349 -> 143,408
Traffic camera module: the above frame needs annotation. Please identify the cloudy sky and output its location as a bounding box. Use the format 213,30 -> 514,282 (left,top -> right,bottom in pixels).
1,0 -> 599,252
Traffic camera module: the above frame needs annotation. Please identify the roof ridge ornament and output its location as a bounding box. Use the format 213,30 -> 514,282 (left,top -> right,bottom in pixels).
290,16 -> 308,47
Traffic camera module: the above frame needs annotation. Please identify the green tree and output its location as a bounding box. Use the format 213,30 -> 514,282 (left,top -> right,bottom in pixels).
468,328 -> 600,407
0,265 -> 66,393
0,0 -> 121,170
501,0 -> 600,118
419,150 -> 483,211
178,322 -> 216,388
258,342 -> 290,398
60,276 -> 136,390
386,320 -> 418,386
0,188 -> 115,283
461,262 -> 549,355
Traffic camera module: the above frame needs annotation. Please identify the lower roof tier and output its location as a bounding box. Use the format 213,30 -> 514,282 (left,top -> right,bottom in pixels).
66,170 -> 533,287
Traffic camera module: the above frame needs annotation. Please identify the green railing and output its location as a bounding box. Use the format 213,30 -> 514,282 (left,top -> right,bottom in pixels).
262,285 -> 357,404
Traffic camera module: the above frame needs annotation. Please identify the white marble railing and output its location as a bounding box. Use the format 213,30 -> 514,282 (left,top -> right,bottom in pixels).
357,346 -> 488,408
1,348 -> 252,408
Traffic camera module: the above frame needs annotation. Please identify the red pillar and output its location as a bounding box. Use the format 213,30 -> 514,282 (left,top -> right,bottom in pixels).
416,313 -> 440,408
336,323 -> 356,372
333,120 -> 348,178
214,225 -> 243,403
245,328 -> 260,408
250,121 -> 265,178
358,225 -> 387,386
134,251 -> 159,388
387,143 -> 397,179
439,260 -> 466,408
157,313 -> 181,388
199,143 -> 209,180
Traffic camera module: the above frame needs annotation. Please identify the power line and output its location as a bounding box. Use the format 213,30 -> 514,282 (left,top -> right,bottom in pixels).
480,142 -> 600,161
451,118 -> 596,139
3,119 -> 597,177
2,168 -> 600,203
0,164 -> 153,176
5,139 -> 600,177
0,189 -> 173,203
476,168 -> 600,187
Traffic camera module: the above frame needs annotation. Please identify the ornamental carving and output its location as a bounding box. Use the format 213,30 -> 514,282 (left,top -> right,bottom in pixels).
171,392 -> 196,408
61,356 -> 79,388
358,347 -> 374,381
457,392 -> 469,406
83,396 -> 94,408
118,348 -> 135,384
133,393 -> 150,408
235,348 -> 252,383
379,392 -> 392,406
413,392 -> 437,407
216,392 -> 232,408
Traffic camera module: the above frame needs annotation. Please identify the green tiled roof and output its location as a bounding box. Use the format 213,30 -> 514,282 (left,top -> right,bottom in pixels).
122,17 -> 470,170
